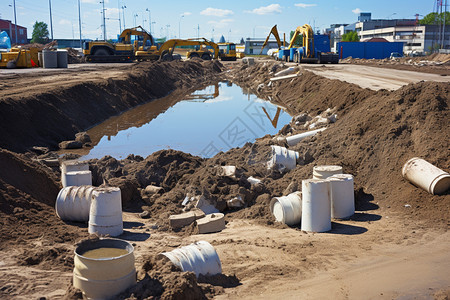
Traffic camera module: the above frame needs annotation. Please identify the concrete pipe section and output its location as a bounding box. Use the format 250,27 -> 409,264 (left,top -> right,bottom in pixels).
402,157 -> 450,195
88,187 -> 123,237
301,179 -> 331,232
267,145 -> 299,172
270,191 -> 302,226
327,174 -> 355,219
55,185 -> 96,222
313,165 -> 343,180
161,241 -> 222,277
73,238 -> 136,299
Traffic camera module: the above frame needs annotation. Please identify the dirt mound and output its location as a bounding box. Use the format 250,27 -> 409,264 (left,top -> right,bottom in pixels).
111,255 -> 239,300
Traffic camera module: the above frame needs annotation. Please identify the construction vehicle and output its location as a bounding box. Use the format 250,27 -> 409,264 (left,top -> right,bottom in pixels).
151,39 -> 236,61
279,24 -> 339,64
260,25 -> 284,55
83,26 -> 157,62
0,47 -> 39,68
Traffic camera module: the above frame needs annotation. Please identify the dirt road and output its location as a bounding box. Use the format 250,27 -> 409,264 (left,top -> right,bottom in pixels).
300,63 -> 450,90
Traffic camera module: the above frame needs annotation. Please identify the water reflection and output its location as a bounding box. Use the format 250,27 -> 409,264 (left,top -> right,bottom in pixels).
78,81 -> 291,159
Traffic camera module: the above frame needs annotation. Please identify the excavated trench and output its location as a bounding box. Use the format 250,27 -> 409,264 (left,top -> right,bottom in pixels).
0,59 -> 448,299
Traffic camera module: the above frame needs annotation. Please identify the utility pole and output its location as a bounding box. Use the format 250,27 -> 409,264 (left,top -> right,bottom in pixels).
78,0 -> 82,49
13,0 -> 18,44
48,0 -> 54,40
197,24 -> 200,40
101,1 -> 106,40
118,0 -> 121,33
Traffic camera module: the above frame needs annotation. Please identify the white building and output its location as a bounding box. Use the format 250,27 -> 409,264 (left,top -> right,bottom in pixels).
244,38 -> 281,55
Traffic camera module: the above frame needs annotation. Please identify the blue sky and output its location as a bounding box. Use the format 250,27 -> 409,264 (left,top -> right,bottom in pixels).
0,0 -> 436,42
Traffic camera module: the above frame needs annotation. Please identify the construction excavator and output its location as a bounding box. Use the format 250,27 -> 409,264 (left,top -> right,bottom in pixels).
282,24 -> 339,64
83,26 -> 157,62
259,25 -> 284,55
142,38 -> 236,61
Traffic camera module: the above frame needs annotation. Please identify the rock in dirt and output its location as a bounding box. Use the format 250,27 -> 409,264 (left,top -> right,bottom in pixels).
59,140 -> 83,149
74,132 -> 91,144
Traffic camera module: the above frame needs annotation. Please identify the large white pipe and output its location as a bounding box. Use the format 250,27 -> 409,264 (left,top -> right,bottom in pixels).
402,157 -> 450,195
63,170 -> 92,188
267,145 -> 299,172
161,241 -> 222,277
301,179 -> 331,232
89,187 -> 123,237
270,191 -> 302,226
328,174 -> 355,219
286,128 -> 326,147
55,185 -> 96,222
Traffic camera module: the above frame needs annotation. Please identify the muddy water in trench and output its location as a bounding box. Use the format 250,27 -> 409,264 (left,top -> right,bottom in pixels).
81,81 -> 291,159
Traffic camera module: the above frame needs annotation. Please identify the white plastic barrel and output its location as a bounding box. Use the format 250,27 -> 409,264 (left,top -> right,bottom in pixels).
286,128 -> 326,147
313,165 -> 343,179
328,174 -> 355,219
267,145 -> 299,172
42,49 -> 57,68
88,187 -> 123,237
270,191 -> 302,226
63,170 -> 92,188
161,241 -> 222,277
73,238 -> 136,300
402,157 -> 450,195
55,185 -> 96,222
301,179 -> 331,232
57,49 -> 68,68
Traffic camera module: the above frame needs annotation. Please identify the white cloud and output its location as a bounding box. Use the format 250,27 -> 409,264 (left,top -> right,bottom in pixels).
352,8 -> 361,14
200,7 -> 233,17
295,3 -> 317,8
208,18 -> 234,28
182,12 -> 192,16
59,19 -> 72,25
245,4 -> 282,15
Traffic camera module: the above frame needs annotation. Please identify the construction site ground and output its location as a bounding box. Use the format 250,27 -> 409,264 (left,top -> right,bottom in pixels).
0,55 -> 448,300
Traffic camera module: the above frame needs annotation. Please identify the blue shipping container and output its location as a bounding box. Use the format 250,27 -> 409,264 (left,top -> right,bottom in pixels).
337,42 -> 404,59
313,35 -> 331,53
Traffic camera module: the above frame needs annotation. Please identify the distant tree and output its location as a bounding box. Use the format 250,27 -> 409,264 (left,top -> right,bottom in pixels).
419,12 -> 450,25
289,30 -> 302,46
240,37 -> 244,44
342,31 -> 359,42
31,21 -> 49,43
219,35 -> 226,43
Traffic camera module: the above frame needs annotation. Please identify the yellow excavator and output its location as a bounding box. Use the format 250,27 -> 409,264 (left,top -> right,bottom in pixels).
83,26 -> 157,62
259,25 -> 284,55
140,38 -> 236,61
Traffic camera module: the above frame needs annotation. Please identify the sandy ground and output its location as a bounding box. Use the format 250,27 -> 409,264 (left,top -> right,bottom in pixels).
0,58 -> 448,299
301,63 -> 450,91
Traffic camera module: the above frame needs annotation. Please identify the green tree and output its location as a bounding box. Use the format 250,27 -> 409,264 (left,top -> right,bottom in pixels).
289,30 -> 302,46
419,12 -> 450,25
342,31 -> 360,42
30,21 -> 49,43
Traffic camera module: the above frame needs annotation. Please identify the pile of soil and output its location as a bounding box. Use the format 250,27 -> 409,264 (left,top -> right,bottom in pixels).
340,53 -> 450,75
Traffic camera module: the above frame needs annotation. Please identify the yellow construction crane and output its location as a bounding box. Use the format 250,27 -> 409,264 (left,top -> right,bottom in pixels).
260,25 -> 284,55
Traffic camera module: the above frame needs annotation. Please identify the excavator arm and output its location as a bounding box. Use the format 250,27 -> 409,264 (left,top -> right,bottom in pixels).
119,26 -> 154,46
260,25 -> 282,55
288,24 -> 314,58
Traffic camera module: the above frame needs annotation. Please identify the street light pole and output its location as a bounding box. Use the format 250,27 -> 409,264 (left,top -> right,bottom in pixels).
122,5 -> 126,28
179,15 -> 184,38
146,8 -> 151,33
13,0 -> 18,44
100,1 -> 106,40
118,0 -> 121,33
78,0 -> 82,49
48,0 -> 54,41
